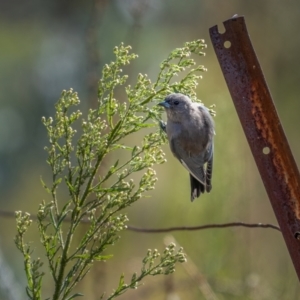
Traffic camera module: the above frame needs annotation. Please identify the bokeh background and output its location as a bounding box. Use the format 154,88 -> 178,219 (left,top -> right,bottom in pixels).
1,0 -> 300,299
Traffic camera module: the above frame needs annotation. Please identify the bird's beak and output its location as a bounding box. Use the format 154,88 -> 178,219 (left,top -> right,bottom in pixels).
158,101 -> 170,108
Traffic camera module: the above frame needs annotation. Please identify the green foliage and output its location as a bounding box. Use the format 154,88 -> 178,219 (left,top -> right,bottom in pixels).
15,40 -> 207,300
104,244 -> 186,299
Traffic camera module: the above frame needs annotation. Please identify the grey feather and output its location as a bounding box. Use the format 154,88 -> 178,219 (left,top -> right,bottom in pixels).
158,93 -> 215,201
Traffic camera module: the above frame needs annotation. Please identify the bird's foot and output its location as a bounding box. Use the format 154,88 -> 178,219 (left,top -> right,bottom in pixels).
159,120 -> 167,133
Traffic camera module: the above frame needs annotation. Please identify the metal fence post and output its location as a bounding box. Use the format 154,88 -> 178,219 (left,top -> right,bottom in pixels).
210,16 -> 300,280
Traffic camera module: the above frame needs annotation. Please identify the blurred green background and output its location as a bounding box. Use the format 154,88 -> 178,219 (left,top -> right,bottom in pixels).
1,0 -> 300,299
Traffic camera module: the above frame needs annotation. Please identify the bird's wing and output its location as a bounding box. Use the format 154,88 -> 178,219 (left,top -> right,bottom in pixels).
181,157 -> 206,185
170,138 -> 207,186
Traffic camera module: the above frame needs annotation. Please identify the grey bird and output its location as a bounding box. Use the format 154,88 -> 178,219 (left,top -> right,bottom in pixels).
158,93 -> 214,201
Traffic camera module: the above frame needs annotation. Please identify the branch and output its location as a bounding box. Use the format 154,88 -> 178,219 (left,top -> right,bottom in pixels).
164,235 -> 219,300
127,222 -> 281,233
4,210 -> 280,232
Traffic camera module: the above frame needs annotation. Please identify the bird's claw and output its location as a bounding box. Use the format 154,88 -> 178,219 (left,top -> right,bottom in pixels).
159,120 -> 167,133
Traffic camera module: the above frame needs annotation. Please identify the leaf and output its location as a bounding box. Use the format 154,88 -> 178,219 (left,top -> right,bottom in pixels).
25,288 -> 33,299
72,254 -> 89,260
109,120 -> 122,141
107,187 -> 131,192
112,159 -> 119,169
49,209 -> 57,230
131,272 -> 137,283
65,177 -> 76,194
116,273 -> 125,292
94,254 -> 113,262
60,201 -> 71,214
53,177 -> 63,188
57,209 -> 71,228
111,145 -> 134,151
65,293 -> 84,299
40,176 -> 51,193
136,123 -> 155,129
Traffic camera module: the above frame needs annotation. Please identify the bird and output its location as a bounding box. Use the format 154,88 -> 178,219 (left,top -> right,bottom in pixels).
158,93 -> 214,201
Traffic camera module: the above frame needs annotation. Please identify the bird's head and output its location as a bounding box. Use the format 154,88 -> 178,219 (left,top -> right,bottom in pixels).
158,93 -> 192,122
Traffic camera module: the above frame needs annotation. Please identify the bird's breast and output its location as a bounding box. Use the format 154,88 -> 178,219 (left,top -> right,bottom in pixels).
179,133 -> 208,154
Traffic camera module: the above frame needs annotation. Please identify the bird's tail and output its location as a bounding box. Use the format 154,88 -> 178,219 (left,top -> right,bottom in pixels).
190,175 -> 205,201
206,157 -> 213,192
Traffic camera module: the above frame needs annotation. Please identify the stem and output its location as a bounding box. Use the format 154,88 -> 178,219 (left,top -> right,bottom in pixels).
52,211 -> 77,300
139,87 -> 166,105
79,154 -> 103,207
107,66 -> 117,128
52,187 -> 65,250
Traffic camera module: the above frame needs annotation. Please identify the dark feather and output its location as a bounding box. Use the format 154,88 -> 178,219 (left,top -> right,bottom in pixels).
190,175 -> 205,201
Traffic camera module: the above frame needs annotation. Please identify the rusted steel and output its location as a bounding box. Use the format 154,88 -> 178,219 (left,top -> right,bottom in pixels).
209,16 -> 300,280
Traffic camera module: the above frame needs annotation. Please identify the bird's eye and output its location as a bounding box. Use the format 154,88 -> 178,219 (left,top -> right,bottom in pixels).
174,100 -> 179,105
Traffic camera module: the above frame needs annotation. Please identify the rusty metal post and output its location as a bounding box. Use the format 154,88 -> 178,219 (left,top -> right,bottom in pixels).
209,16 -> 300,280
